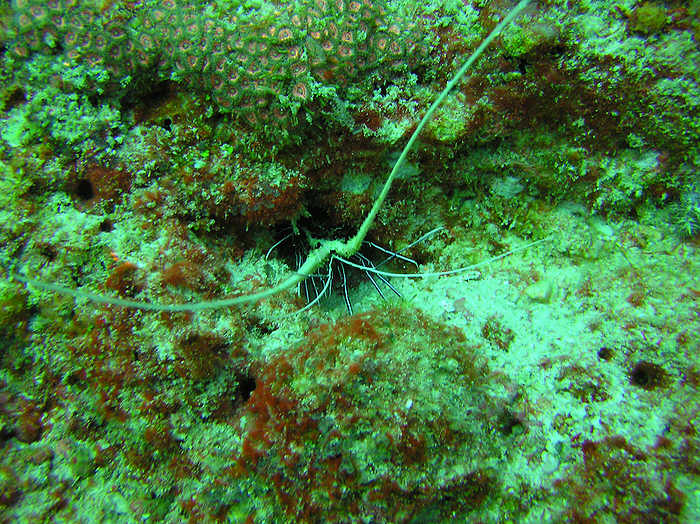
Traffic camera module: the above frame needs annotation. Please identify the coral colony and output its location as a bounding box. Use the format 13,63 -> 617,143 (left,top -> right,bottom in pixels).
7,0 -> 429,136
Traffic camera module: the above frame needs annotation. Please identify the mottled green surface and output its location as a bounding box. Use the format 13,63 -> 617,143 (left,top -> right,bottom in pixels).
1,0 -> 699,522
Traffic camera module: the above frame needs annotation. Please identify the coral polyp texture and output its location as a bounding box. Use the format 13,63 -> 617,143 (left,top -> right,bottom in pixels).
1,0 -> 699,522
4,0 -> 428,134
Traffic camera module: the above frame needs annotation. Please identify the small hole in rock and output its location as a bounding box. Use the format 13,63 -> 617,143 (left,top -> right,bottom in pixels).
75,178 -> 94,201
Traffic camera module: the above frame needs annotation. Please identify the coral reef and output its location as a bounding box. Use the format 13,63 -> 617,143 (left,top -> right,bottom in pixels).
0,0 -> 699,522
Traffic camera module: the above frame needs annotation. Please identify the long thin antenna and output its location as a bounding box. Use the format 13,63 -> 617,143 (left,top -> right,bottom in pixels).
343,0 -> 533,257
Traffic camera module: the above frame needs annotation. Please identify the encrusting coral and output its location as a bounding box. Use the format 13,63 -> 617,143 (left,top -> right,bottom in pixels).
3,0 -> 429,138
